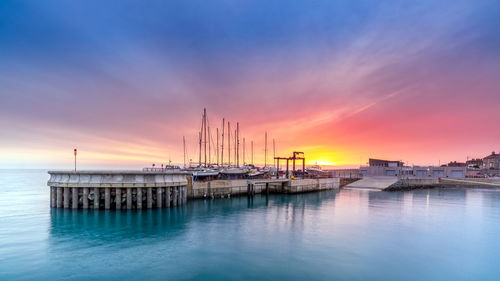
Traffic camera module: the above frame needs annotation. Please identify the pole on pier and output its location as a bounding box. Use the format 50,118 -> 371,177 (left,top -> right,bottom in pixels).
74,148 -> 77,172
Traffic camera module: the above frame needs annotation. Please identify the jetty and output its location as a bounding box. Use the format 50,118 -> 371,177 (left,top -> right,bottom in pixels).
47,170 -> 340,210
345,176 -> 500,191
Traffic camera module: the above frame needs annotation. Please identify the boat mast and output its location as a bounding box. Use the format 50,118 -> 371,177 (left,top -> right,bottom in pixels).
236,122 -> 239,167
208,126 -> 211,166
243,138 -> 246,166
203,108 -> 207,168
251,140 -> 254,165
234,128 -> 236,167
221,118 -> 225,167
228,121 -> 231,167
264,131 -> 267,168
198,131 -> 202,167
216,127 -> 219,166
273,138 -> 275,169
183,136 -> 186,168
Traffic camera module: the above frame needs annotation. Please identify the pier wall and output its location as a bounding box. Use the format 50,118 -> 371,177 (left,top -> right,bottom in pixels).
188,178 -> 340,198
47,171 -> 189,209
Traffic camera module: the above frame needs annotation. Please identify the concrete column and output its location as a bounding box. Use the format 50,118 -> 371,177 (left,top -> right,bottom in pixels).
57,187 -> 63,208
94,188 -> 100,209
63,187 -> 70,208
72,187 -> 78,209
172,187 -> 178,207
137,188 -> 143,209
105,188 -> 111,209
179,187 -> 183,205
51,187 -> 57,208
165,187 -> 171,208
83,188 -> 89,209
178,186 -> 182,206
183,186 -> 187,204
157,187 -> 163,208
115,188 -> 121,210
126,188 -> 132,209
147,187 -> 153,209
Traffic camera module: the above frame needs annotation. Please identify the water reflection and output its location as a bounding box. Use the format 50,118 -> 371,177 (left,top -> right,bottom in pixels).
49,190 -> 341,244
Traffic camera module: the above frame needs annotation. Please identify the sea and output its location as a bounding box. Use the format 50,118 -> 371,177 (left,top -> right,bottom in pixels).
1,169 -> 500,281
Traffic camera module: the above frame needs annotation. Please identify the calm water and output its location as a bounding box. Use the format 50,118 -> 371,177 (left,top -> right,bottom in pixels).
1,170 -> 500,281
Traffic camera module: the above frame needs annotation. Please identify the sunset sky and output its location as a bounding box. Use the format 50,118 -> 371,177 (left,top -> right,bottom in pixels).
1,0 -> 499,169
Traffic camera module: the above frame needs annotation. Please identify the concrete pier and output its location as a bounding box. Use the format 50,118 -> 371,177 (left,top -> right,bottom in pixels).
48,171 -> 188,210
48,170 -> 341,210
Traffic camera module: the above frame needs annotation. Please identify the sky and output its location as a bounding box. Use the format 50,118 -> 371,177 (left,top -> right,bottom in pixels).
1,0 -> 499,169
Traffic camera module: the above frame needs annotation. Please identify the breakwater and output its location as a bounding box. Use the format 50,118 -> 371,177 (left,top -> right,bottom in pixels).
48,171 -> 340,209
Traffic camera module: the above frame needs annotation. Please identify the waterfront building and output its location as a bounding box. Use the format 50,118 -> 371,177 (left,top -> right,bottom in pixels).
368,158 -> 404,168
483,151 -> 500,169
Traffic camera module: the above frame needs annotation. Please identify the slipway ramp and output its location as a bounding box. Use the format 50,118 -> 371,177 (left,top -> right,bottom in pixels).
344,177 -> 399,190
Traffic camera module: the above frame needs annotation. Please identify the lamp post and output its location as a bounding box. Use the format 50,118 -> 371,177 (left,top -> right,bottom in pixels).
74,148 -> 77,172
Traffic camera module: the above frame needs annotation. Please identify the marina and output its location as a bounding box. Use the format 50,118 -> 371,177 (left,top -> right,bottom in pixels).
47,170 -> 340,209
